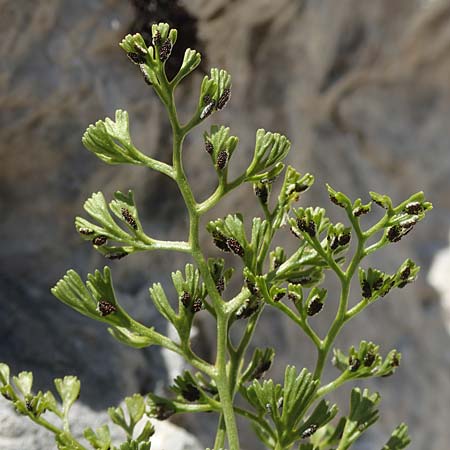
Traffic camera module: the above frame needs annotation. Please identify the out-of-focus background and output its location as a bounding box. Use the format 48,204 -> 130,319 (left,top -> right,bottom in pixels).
1,0 -> 450,449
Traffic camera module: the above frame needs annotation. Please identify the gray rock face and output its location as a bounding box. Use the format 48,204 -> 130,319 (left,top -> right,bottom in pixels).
1,0 -> 450,449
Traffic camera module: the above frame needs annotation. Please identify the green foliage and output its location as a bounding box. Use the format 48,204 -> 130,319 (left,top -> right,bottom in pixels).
241,347 -> 275,383
337,388 -> 381,450
332,341 -> 402,379
0,21 -> 431,450
242,366 -> 337,448
74,190 -> 182,258
382,423 -> 411,450
82,110 -> 144,166
84,425 -> 112,450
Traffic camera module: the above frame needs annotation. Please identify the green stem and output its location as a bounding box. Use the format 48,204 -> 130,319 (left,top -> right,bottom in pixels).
234,407 -> 276,442
147,239 -> 191,252
134,152 -> 175,179
214,312 -> 241,449
214,415 -> 227,450
197,175 -> 246,215
345,298 -> 369,321
272,300 -> 321,348
229,308 -> 263,392
314,371 -> 349,399
228,208 -> 274,399
313,212 -> 366,380
32,415 -> 87,450
30,415 -> 62,435
128,307 -> 214,375
160,73 -> 241,450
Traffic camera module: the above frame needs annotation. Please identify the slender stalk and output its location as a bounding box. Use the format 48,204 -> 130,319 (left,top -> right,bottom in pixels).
147,239 -> 191,252
314,371 -> 349,399
214,415 -> 227,450
313,212 -> 366,380
30,415 -> 62,435
159,71 -> 241,449
214,312 -> 241,449
228,207 -> 275,403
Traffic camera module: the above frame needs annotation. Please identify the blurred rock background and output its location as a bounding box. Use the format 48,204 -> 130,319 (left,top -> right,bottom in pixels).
1,0 -> 450,448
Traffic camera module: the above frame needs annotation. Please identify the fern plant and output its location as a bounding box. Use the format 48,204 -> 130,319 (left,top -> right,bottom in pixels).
0,22 -> 432,450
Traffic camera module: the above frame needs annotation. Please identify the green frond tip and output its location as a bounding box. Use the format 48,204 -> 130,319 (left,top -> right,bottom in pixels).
297,399 -> 338,441
207,214 -> 249,261
291,206 -> 330,239
54,376 -> 80,413
119,441 -> 151,450
381,423 -> 411,450
119,33 -> 147,54
172,48 -> 202,86
204,125 -> 239,172
332,341 -> 401,378
370,191 -> 393,210
84,424 -> 112,450
108,394 -> 151,439
13,371 -> 33,396
125,393 -> 147,427
53,270 -> 159,348
51,266 -> 125,326
326,184 -> 352,209
152,22 -> 177,45
82,110 -> 145,166
337,388 -> 381,450
76,189 -> 152,259
149,282 -> 178,325
245,129 -> 291,181
150,23 -> 177,64
277,166 -> 314,211
198,68 -> 232,120
243,365 -> 319,435
0,363 -> 10,385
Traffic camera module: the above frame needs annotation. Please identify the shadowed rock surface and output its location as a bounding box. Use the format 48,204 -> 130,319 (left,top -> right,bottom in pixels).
1,0 -> 450,449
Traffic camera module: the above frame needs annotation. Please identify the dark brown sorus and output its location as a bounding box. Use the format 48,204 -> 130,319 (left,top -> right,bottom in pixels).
348,356 -> 361,372
98,300 -> 117,316
92,235 -> 108,246
363,351 -> 376,367
226,238 -> 244,256
191,298 -> 203,313
213,231 -> 231,252
329,194 -> 345,208
361,280 -> 372,299
121,208 -> 138,229
78,227 -> 94,235
404,202 -> 422,215
105,252 -> 128,260
159,39 -> 172,62
181,291 -> 191,308
307,298 -> 323,316
181,383 -> 201,402
127,51 -> 146,64
217,88 -> 231,110
205,140 -> 214,154
216,150 -> 228,170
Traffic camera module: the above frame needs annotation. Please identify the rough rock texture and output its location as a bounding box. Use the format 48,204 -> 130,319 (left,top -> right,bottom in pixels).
0,401 -> 202,450
1,0 -> 450,449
